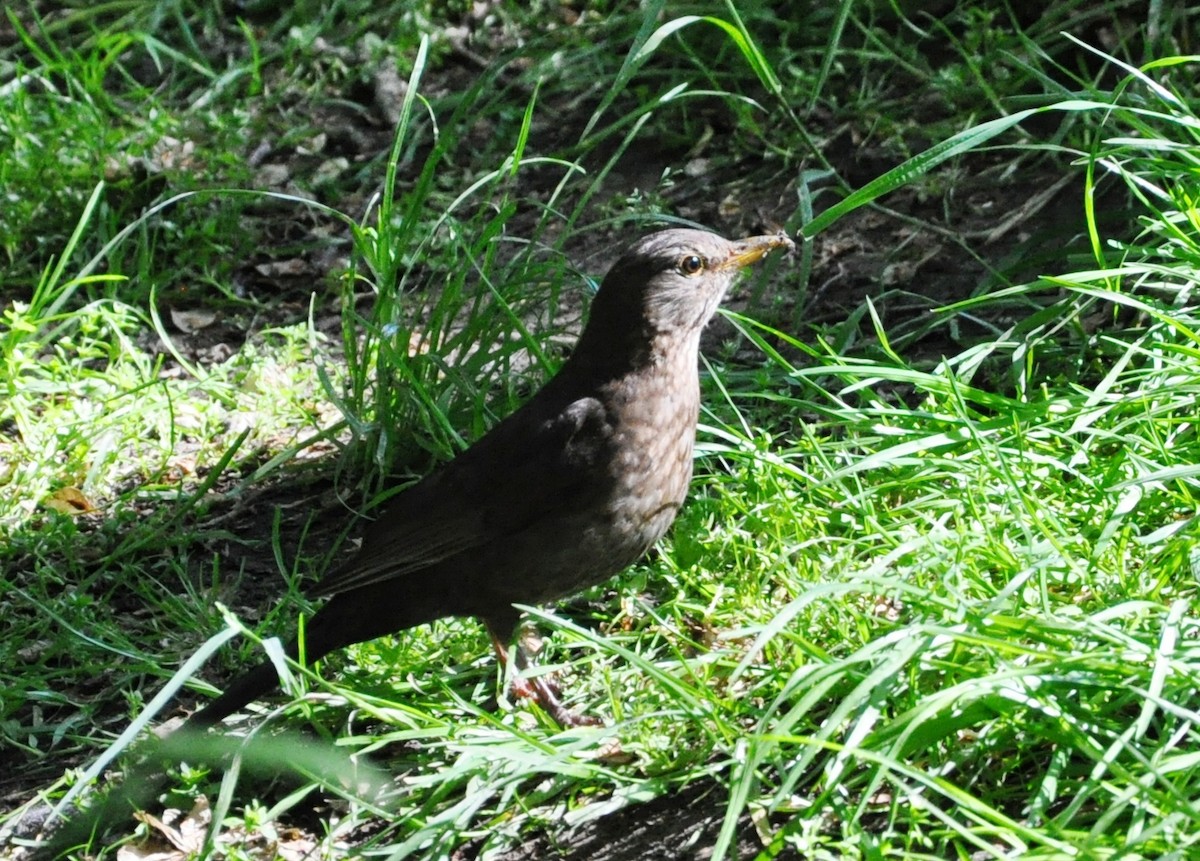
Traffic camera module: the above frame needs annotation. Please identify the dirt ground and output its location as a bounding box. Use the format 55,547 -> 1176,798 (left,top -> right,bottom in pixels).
0,15 -> 1110,859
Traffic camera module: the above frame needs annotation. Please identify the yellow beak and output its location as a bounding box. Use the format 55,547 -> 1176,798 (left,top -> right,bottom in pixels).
721,233 -> 796,270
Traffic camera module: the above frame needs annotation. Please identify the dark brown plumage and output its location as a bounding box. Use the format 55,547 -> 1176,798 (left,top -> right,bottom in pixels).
186,228 -> 793,729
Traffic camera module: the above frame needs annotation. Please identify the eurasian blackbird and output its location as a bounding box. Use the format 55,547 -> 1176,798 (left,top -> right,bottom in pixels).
185,227 -> 793,729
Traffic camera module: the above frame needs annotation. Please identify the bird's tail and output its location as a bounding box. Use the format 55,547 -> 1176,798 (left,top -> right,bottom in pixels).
184,654 -> 297,729
184,577 -> 451,729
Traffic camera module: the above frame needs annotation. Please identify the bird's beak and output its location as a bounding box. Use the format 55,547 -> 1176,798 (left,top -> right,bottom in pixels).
721,233 -> 796,270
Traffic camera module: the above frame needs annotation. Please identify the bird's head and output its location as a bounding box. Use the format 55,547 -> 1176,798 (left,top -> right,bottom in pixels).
579,229 -> 794,357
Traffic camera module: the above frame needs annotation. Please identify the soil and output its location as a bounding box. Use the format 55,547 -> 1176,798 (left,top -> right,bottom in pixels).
0,7 -> 1123,859
484,781 -> 775,861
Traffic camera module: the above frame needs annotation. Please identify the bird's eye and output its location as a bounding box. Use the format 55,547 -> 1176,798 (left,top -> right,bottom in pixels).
679,254 -> 705,275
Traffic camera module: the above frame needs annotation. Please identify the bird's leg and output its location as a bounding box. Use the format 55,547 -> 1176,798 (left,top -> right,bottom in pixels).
485,622 -> 601,728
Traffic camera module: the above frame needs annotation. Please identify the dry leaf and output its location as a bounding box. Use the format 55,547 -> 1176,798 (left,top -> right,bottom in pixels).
43,487 -> 93,514
170,307 -> 218,333
313,156 -> 349,184
591,736 -> 636,766
116,840 -> 183,861
276,829 -> 319,860
122,798 -> 211,860
255,258 -> 311,278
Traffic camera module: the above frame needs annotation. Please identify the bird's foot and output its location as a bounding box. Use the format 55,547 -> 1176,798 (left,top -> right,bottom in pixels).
510,674 -> 603,728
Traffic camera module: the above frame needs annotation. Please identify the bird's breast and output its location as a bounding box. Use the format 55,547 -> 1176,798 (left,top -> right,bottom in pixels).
584,356 -> 702,568
474,346 -> 703,607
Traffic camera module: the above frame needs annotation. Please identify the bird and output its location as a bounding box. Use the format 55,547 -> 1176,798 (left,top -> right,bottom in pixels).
183,227 -> 794,730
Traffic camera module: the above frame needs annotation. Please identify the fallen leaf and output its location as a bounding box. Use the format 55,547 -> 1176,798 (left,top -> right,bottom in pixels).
255,258 -> 311,278
43,487 -> 93,514
170,307 -> 218,333
123,797 -> 212,859
591,736 -> 636,767
276,829 -> 319,860
116,840 -> 182,861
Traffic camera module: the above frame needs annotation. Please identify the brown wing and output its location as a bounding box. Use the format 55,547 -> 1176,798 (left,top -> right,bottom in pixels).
309,395 -> 613,598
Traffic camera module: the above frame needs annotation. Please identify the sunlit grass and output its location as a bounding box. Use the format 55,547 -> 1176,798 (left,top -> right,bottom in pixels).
3,2 -> 1200,860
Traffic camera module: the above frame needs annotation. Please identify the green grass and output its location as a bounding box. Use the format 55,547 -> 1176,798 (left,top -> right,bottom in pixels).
3,1 -> 1200,859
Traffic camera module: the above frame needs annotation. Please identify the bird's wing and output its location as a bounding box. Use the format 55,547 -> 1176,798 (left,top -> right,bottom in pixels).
309,395 -> 613,597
